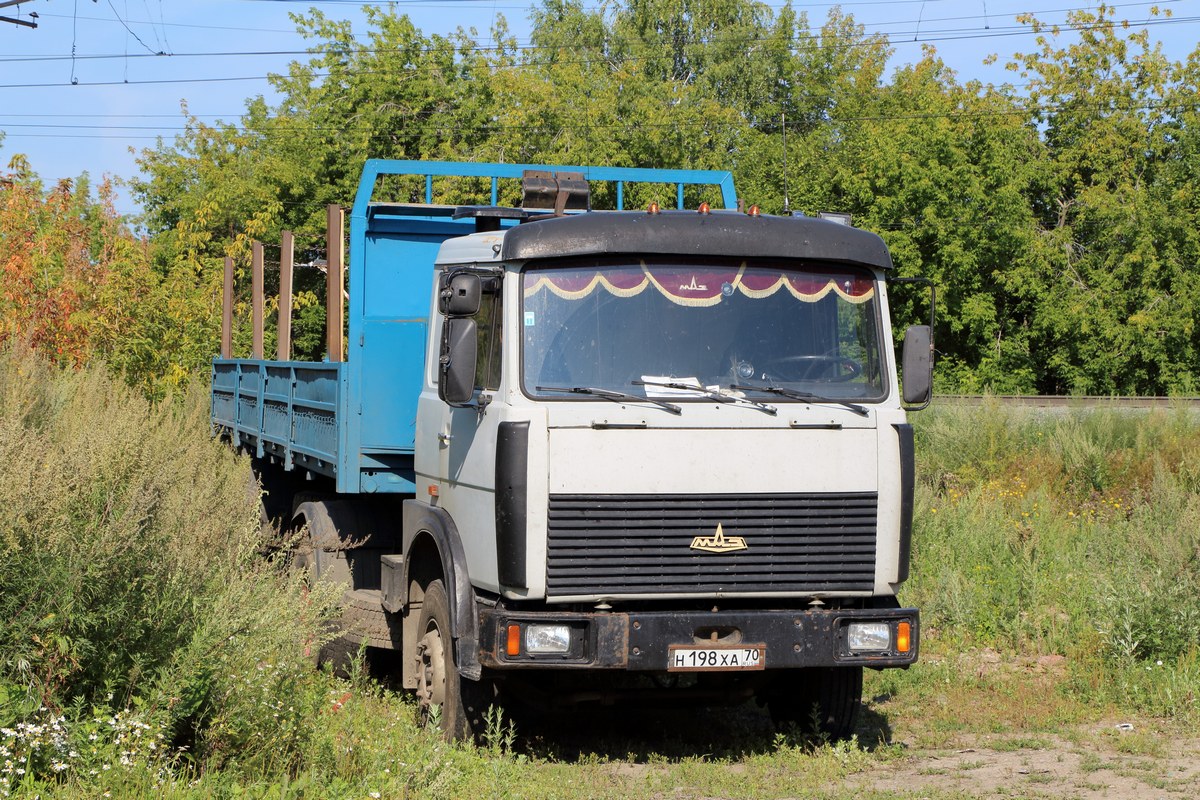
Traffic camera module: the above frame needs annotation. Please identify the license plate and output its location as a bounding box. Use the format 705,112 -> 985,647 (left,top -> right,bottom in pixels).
667,645 -> 765,672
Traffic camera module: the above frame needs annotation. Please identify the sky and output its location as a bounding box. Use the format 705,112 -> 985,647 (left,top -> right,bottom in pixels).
1,0 -> 1198,217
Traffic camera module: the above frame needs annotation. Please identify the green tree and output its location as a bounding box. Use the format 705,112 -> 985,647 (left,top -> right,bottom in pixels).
1007,4 -> 1200,394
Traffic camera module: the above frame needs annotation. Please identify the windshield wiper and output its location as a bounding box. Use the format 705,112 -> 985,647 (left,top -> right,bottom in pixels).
729,383 -> 869,417
535,385 -> 682,415
633,379 -> 777,416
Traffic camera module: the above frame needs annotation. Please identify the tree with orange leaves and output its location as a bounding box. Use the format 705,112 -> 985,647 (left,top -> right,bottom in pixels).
1,153 -> 221,398
1,154 -> 111,366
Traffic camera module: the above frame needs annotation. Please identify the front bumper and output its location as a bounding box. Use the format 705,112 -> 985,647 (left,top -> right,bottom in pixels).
478,606 -> 919,671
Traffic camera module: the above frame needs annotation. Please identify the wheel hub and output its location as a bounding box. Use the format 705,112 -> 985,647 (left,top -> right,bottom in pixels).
416,628 -> 447,711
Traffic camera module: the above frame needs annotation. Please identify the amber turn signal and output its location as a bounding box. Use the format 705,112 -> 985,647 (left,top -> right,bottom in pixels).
506,624 -> 521,656
896,621 -> 912,653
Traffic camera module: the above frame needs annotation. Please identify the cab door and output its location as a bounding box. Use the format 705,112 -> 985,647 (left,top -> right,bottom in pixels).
425,273 -> 507,595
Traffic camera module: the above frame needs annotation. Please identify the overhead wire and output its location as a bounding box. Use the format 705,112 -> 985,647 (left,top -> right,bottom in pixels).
17,0 -> 1193,59
106,0 -> 164,55
0,11 -> 1196,87
4,94 -> 1196,142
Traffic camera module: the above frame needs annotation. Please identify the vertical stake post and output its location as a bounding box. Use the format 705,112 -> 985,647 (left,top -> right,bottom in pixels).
326,204 -> 345,363
251,240 -> 264,359
277,231 -> 294,361
221,256 -> 233,358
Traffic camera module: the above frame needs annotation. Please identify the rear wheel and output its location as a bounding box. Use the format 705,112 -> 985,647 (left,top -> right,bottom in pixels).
414,579 -> 489,741
291,499 -> 356,671
767,666 -> 862,741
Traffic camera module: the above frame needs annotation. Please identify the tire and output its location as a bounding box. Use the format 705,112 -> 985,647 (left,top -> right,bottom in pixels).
291,500 -> 355,672
342,589 -> 402,650
767,666 -> 863,741
414,579 -> 490,741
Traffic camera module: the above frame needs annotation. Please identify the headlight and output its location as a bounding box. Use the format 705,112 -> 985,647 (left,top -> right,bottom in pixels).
524,624 -> 571,655
847,621 -> 891,652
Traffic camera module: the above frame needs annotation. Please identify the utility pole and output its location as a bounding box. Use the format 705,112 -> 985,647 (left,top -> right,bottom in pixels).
0,0 -> 39,29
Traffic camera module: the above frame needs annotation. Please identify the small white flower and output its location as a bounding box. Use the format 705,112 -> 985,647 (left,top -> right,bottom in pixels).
370,793 -> 381,799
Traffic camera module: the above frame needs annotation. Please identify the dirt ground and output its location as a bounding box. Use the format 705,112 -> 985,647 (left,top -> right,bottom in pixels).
518,658 -> 1200,800
852,724 -> 1200,798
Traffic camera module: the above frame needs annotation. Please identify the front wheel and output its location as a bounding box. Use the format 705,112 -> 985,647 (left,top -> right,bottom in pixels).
414,579 -> 490,741
766,666 -> 862,741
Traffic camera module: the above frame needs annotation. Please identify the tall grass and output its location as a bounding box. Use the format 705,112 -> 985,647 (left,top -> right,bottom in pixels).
0,345 -> 261,709
0,346 -> 345,790
907,401 -> 1200,717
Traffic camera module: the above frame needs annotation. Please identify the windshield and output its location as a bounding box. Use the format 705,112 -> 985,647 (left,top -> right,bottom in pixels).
521,257 -> 886,402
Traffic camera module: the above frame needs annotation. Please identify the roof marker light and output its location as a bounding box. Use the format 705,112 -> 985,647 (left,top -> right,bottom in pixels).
747,204 -> 761,217
698,202 -> 710,215
647,202 -> 661,215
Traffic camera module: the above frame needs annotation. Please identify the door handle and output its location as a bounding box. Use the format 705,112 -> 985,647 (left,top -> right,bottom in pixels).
438,431 -> 453,446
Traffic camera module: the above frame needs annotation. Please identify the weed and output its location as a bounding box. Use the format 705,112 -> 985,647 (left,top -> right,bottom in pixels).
481,705 -> 517,758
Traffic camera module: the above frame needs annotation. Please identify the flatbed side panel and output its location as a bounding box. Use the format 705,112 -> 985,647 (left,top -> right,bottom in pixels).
212,361 -> 238,429
211,358 -> 342,479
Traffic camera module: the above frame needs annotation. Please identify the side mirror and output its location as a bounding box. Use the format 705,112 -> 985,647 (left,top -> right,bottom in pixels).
440,272 -> 482,316
438,317 -> 478,406
901,324 -> 933,407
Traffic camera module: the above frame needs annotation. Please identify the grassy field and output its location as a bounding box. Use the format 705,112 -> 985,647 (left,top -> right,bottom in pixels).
2,348 -> 1198,798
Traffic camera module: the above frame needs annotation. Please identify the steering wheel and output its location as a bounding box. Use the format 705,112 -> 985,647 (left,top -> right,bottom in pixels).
760,354 -> 863,382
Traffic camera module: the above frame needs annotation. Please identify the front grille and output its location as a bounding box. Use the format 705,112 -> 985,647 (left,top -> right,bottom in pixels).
546,493 -> 877,597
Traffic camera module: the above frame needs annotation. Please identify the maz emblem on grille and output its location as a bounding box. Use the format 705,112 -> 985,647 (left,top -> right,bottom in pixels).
689,523 -> 748,554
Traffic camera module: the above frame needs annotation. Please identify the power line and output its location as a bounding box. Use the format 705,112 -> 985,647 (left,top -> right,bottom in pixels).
105,0 -> 164,55
20,0 -> 1193,58
3,96 -> 1195,141
0,74 -> 277,88
0,11 -> 1195,88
